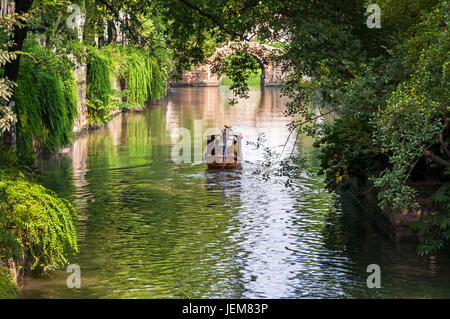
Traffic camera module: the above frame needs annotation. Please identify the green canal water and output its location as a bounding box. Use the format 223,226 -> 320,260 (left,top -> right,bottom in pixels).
20,86 -> 450,298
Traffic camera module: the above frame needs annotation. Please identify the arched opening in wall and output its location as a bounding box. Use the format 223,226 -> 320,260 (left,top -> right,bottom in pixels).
218,52 -> 265,88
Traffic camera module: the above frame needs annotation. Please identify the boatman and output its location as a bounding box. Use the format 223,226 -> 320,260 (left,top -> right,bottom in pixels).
221,125 -> 232,167
221,125 -> 232,140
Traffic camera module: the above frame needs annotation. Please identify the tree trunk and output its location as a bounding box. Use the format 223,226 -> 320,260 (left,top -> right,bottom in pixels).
4,0 -> 34,82
83,0 -> 97,46
107,20 -> 115,43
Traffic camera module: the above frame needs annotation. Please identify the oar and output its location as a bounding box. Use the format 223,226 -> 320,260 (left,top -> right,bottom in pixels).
222,132 -> 227,170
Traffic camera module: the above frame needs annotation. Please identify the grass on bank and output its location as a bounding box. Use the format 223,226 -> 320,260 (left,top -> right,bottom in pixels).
220,68 -> 262,87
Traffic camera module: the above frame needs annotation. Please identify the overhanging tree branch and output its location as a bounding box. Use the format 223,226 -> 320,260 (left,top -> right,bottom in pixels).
96,0 -> 151,47
423,149 -> 450,167
4,0 -> 34,82
176,0 -> 249,41
438,132 -> 450,159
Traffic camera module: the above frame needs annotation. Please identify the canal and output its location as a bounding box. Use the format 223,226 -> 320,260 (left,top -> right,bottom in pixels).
20,86 -> 450,298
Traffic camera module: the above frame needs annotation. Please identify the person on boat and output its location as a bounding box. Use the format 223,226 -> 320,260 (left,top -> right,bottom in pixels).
221,125 -> 232,150
220,125 -> 232,166
233,139 -> 238,163
221,125 -> 232,136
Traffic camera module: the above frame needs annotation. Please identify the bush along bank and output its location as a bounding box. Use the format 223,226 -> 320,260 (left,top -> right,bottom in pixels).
86,44 -> 167,126
312,3 -> 449,255
10,38 -> 170,163
14,39 -> 79,165
0,166 -> 78,298
0,262 -> 17,299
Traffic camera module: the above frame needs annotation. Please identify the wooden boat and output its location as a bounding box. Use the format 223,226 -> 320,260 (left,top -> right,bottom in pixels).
205,128 -> 243,169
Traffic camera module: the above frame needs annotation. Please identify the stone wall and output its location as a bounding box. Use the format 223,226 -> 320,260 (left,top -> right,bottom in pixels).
264,63 -> 284,86
347,177 -> 437,242
170,63 -> 286,87
70,53 -> 127,135
171,65 -> 220,87
72,54 -> 89,134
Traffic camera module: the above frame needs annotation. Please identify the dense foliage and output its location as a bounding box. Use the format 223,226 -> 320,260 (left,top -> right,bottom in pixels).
0,49 -> 16,134
1,0 -> 173,155
86,46 -> 113,124
412,172 -> 450,255
218,52 -> 261,102
309,1 -> 449,254
86,45 -> 167,124
0,263 -> 16,299
371,4 -> 449,210
0,168 -> 78,271
0,4 -> 20,135
102,45 -> 165,106
14,40 -> 78,161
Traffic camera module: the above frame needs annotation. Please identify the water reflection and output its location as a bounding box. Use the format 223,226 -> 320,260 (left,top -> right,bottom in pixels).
22,86 -> 450,299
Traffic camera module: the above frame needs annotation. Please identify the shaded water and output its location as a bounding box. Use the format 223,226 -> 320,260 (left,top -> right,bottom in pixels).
21,86 -> 450,298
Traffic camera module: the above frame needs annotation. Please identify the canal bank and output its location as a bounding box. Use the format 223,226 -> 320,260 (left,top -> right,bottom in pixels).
344,176 -> 445,244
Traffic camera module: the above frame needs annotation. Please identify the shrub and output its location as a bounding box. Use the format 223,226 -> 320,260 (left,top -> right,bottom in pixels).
14,40 -> 78,161
0,169 -> 78,272
86,46 -> 114,124
0,263 -> 17,299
